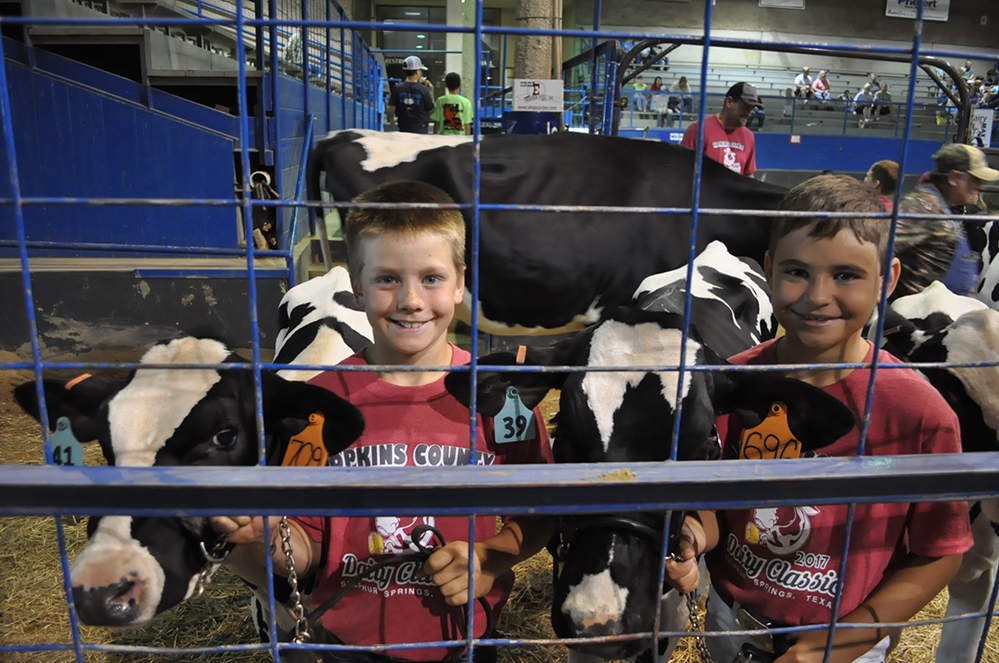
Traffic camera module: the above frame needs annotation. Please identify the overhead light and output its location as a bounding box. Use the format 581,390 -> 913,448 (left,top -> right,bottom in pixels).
416,34 -> 426,39
416,45 -> 424,49
405,11 -> 421,16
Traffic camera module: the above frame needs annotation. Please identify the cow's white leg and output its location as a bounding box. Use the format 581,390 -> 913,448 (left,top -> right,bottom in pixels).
936,510 -> 999,663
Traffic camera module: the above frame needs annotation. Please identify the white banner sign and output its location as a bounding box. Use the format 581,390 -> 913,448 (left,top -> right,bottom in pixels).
971,109 -> 994,148
512,79 -> 564,113
886,0 -> 949,21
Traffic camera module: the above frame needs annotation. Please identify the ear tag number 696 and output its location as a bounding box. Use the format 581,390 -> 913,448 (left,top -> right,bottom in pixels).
496,386 -> 537,444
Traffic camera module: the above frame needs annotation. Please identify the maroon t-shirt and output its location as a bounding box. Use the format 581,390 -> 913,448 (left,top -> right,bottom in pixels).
707,338 -> 972,625
298,344 -> 553,660
681,114 -> 757,176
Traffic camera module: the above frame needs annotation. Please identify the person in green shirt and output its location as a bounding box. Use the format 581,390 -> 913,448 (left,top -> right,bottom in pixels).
431,72 -> 474,135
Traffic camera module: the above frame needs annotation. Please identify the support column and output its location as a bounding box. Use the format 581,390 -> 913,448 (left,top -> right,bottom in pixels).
445,0 -> 463,79
514,0 -> 553,80
462,0 -> 476,101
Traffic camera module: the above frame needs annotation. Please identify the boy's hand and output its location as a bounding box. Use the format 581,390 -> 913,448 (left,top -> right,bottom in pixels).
210,516 -> 281,545
421,541 -> 493,606
664,515 -> 704,594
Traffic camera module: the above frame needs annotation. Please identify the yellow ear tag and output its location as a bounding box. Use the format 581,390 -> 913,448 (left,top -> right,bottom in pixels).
739,402 -> 803,460
281,412 -> 330,467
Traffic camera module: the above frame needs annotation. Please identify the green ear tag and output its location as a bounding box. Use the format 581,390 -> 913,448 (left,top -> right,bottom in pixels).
51,417 -> 85,466
495,386 -> 537,444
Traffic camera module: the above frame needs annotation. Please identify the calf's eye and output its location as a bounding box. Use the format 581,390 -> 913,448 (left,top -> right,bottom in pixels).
212,428 -> 238,448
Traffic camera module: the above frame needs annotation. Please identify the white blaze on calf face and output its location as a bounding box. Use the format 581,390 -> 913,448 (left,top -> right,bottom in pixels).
107,338 -> 228,467
561,567 -> 630,629
582,321 -> 700,452
69,515 -> 165,623
344,129 -> 473,171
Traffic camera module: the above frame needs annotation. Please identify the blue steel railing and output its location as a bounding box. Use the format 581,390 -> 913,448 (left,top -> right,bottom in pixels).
4,1 -> 999,662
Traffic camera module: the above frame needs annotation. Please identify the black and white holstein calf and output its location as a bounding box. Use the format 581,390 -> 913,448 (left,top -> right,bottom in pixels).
274,266 -> 373,382
877,281 -> 999,663
308,129 -> 787,335
14,337 -> 365,628
445,307 -> 854,661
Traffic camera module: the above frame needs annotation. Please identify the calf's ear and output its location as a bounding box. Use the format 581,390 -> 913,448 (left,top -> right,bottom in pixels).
444,345 -> 571,418
717,371 -> 855,452
261,373 -> 365,456
13,375 -> 123,441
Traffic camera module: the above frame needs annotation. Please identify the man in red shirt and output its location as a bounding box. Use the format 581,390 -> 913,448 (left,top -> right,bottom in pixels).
681,82 -> 763,177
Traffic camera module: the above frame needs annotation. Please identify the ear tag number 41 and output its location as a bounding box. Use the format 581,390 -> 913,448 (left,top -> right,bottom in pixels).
496,386 -> 537,444
282,412 -> 330,467
51,417 -> 85,466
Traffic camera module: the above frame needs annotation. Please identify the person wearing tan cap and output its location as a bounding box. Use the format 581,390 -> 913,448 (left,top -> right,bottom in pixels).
895,143 -> 999,298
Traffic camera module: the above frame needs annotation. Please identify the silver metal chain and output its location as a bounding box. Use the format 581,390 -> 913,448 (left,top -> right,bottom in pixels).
280,515 -> 311,644
191,536 -> 230,600
686,590 -> 714,663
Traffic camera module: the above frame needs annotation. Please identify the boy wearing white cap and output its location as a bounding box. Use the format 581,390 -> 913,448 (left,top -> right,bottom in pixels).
387,55 -> 435,134
895,143 -> 999,298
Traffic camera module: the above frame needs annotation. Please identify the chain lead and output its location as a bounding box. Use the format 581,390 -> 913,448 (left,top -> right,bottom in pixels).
686,590 -> 713,663
280,515 -> 311,643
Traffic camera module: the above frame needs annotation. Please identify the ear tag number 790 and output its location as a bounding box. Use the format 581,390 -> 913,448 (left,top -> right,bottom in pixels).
51,417 -> 85,466
495,386 -> 537,444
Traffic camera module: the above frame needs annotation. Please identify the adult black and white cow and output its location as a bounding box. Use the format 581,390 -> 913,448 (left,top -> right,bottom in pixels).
274,266 -> 373,382
445,306 -> 854,661
875,281 -> 999,663
14,337 -> 365,627
307,130 -> 787,335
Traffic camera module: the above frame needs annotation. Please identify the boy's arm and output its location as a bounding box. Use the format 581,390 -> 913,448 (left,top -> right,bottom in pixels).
210,516 -> 321,584
422,516 -> 556,606
776,552 -> 963,663
665,510 -> 719,594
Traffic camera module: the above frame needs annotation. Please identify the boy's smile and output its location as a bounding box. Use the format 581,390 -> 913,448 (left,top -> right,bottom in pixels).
765,226 -> 899,372
352,231 -> 464,382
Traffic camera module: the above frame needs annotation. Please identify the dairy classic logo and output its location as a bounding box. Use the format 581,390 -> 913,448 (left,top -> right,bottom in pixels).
725,533 -> 839,599
745,506 -> 819,555
368,516 -> 437,555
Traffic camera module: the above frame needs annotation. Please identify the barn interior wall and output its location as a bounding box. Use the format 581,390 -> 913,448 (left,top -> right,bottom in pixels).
571,0 -> 996,73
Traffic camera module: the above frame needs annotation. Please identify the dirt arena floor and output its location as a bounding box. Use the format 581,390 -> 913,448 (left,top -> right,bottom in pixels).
1,369 -> 997,663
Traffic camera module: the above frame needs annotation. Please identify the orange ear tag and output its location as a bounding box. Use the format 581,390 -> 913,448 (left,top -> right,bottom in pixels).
281,412 -> 330,467
738,402 -> 803,460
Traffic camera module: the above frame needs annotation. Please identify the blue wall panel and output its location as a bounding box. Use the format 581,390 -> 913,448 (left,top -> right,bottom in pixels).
1,38 -> 240,257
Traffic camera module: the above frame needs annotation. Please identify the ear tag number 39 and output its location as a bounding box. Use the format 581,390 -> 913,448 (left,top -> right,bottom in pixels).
282,412 -> 330,467
51,417 -> 85,466
496,386 -> 537,444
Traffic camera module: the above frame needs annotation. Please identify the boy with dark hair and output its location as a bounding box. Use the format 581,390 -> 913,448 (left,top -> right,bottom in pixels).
216,181 -> 553,662
431,72 -> 474,135
681,82 -> 763,177
666,175 -> 972,663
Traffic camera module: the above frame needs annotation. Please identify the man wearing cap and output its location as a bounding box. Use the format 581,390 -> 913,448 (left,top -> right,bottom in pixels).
894,143 -> 999,298
681,82 -> 763,177
386,55 -> 435,134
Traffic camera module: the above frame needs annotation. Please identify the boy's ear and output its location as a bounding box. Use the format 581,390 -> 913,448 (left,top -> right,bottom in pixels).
349,271 -> 364,307
715,369 -> 855,452
444,344 -> 571,418
883,256 -> 901,298
763,251 -> 774,290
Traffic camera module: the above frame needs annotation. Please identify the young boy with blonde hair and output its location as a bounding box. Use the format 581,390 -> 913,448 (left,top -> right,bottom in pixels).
216,181 -> 552,662
667,175 -> 973,662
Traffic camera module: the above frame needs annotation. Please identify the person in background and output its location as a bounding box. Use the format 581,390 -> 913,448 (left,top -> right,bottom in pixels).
874,83 -> 893,121
895,143 -> 999,298
650,76 -> 664,93
430,72 -> 473,135
652,91 -> 673,128
793,66 -> 815,99
632,76 -> 649,113
864,159 -> 899,211
681,82 -> 762,177
386,55 -> 435,134
962,60 -> 975,81
668,76 -> 691,114
854,84 -> 875,127
839,88 -> 855,112
811,70 -> 832,102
